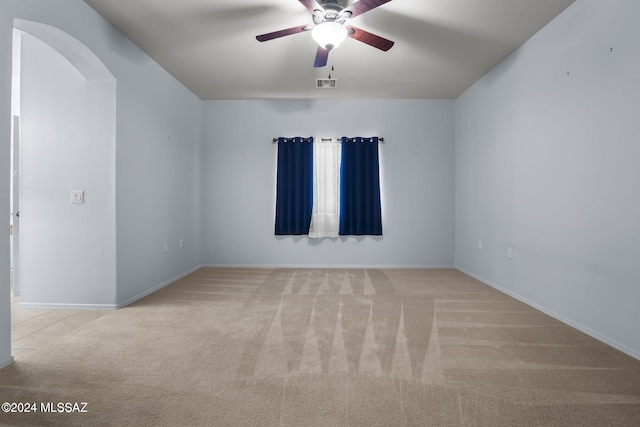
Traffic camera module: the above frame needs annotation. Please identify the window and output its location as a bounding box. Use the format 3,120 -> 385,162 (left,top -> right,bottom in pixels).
275,136 -> 382,237
309,138 -> 341,238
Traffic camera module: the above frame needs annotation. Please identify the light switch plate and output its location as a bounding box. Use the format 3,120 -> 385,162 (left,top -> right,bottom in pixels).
71,190 -> 84,204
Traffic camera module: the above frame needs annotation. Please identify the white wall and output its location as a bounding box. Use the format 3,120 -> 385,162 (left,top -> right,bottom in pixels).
0,0 -> 203,366
114,40 -> 204,306
18,31 -> 116,308
0,12 -> 12,370
455,0 -> 640,359
203,100 -> 455,267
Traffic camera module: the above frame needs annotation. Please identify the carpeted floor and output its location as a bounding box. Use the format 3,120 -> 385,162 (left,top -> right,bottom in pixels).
1,268 -> 639,426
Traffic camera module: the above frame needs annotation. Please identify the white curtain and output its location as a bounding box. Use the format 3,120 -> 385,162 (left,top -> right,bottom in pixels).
309,138 -> 341,238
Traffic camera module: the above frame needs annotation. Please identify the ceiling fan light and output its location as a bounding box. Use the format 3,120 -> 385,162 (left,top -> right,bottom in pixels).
312,21 -> 348,50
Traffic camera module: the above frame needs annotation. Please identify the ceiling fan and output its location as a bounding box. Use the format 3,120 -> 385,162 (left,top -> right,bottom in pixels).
256,0 -> 395,68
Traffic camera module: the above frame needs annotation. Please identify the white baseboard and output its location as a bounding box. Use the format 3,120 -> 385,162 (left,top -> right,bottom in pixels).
116,265 -> 203,309
16,266 -> 204,311
18,302 -> 117,310
0,356 -> 14,370
201,264 -> 455,269
455,265 -> 640,362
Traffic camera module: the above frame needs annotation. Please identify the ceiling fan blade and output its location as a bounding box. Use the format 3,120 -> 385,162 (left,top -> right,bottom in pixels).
256,25 -> 309,42
346,26 -> 394,51
314,47 -> 330,67
298,0 -> 324,13
343,0 -> 392,19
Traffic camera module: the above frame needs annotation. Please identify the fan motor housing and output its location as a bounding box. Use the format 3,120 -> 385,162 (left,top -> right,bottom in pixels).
317,0 -> 346,22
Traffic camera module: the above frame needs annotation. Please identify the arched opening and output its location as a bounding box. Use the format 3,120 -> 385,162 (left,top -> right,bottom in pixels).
10,19 -> 117,319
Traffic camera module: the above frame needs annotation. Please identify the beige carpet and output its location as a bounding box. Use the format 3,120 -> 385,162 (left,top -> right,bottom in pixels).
1,268 -> 639,426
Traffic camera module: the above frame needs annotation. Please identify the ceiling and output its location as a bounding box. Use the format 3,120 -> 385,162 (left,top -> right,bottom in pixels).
83,0 -> 576,100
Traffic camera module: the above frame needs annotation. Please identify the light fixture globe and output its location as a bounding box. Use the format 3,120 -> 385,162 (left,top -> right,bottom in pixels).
312,21 -> 348,50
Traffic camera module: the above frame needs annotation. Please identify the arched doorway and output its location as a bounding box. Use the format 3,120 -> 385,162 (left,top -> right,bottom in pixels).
11,19 -> 117,310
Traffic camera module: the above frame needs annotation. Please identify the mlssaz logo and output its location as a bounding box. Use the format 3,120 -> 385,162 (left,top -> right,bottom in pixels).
40,402 -> 88,413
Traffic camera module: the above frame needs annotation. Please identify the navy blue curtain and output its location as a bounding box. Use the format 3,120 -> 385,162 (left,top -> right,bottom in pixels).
339,137 -> 382,236
275,137 -> 314,235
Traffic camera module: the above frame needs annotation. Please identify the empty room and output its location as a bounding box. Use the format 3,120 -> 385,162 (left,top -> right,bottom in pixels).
1,0 -> 639,425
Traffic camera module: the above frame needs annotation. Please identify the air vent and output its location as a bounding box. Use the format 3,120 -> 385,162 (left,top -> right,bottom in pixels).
316,78 -> 338,89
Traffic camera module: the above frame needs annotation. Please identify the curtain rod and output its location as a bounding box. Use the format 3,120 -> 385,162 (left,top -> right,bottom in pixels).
272,137 -> 384,143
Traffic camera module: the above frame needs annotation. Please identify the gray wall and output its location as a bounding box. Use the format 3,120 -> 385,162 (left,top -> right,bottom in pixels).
202,100 -> 455,267
455,0 -> 640,359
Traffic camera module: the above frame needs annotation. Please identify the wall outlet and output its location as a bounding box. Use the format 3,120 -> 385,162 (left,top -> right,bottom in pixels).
163,242 -> 169,253
507,246 -> 513,259
179,238 -> 184,248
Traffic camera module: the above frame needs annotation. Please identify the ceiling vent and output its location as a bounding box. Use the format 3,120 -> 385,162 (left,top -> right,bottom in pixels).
316,78 -> 338,89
